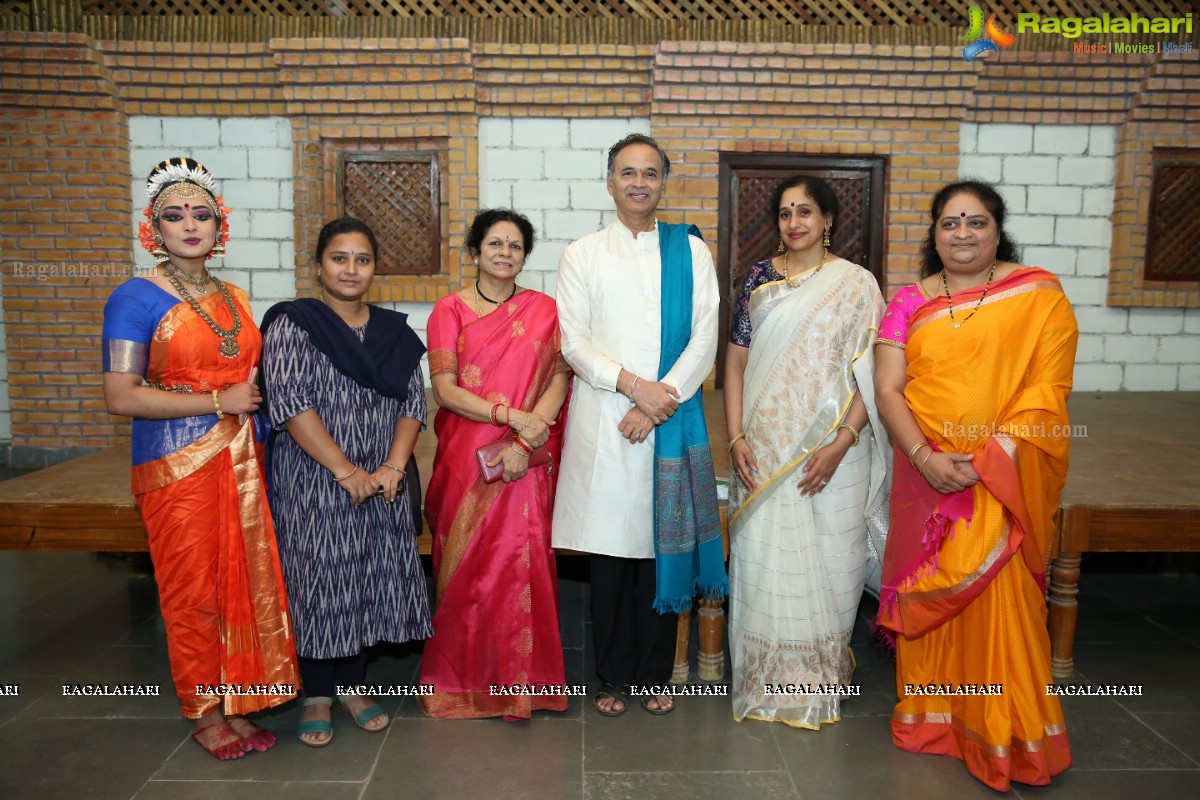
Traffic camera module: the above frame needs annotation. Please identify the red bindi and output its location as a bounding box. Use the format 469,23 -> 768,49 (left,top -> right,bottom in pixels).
960,212 -> 966,217
184,203 -> 190,209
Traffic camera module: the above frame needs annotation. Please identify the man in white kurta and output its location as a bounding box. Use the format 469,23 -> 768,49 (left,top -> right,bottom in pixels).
553,134 -> 719,715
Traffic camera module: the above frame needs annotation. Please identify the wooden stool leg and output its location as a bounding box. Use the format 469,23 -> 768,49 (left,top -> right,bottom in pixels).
672,606 -> 692,683
697,597 -> 725,681
1048,553 -> 1081,679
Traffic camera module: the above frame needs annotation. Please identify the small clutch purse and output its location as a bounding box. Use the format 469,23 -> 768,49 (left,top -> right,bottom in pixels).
476,431 -> 551,484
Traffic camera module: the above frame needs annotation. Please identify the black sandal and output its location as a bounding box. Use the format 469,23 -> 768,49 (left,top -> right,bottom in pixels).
594,682 -> 629,717
640,693 -> 675,716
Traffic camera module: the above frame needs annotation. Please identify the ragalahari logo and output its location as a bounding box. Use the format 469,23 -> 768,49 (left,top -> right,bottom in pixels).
962,7 -> 1017,62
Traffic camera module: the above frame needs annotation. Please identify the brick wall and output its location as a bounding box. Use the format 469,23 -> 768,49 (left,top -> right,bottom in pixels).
0,33 -> 131,465
1,32 -> 1198,460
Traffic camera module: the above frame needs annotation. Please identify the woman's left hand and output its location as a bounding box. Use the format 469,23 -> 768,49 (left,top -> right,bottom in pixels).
488,446 -> 529,483
511,411 -> 552,449
796,442 -> 849,496
370,464 -> 405,504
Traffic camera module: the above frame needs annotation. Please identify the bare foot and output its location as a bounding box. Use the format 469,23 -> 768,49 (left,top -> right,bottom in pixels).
192,713 -> 248,760
227,716 -> 277,752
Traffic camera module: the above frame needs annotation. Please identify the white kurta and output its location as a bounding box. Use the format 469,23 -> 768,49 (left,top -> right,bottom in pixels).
552,220 -> 719,558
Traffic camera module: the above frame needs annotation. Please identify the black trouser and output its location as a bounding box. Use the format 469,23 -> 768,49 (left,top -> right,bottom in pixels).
298,652 -> 368,698
590,554 -> 677,688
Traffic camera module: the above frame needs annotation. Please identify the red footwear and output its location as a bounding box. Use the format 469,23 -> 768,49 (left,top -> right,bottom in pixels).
191,722 -> 248,760
227,717 -> 277,752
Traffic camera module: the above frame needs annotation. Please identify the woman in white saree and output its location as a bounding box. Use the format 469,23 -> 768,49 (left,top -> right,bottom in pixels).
725,176 -> 889,729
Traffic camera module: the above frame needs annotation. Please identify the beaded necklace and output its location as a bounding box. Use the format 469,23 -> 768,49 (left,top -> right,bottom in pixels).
942,261 -> 997,330
163,266 -> 242,358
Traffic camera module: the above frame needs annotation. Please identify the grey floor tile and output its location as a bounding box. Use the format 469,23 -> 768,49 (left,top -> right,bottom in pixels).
0,674 -> 60,722
1013,769 -> 1200,799
584,693 -> 783,773
584,771 -> 798,800
0,717 -> 184,800
770,716 -> 1000,799
1056,695 -> 1195,769
0,613 -> 138,674
1070,640 -> 1200,712
134,781 -> 365,800
364,717 -> 582,800
1132,711 -> 1200,765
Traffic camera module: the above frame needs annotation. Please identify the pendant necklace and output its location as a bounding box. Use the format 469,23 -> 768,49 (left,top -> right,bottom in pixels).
164,264 -> 242,358
942,261 -> 997,329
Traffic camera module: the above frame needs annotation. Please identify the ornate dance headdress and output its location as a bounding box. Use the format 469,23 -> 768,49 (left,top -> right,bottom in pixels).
137,157 -> 231,263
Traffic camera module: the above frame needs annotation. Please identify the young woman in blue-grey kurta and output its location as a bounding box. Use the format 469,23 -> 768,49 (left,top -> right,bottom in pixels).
263,313 -> 431,658
259,217 -> 431,746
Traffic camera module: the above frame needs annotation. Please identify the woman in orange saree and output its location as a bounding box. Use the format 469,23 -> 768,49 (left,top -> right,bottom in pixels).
875,180 -> 1077,791
418,209 -> 571,719
102,158 -> 297,760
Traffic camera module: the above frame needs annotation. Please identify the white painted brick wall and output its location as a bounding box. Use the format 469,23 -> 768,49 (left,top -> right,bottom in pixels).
965,123 -> 1199,391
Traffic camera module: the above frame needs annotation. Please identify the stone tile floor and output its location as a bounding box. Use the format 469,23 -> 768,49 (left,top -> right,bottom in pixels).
1,543 -> 1197,799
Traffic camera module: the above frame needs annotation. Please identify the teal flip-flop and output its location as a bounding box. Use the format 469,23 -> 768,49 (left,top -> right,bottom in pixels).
298,696 -> 333,747
337,696 -> 389,732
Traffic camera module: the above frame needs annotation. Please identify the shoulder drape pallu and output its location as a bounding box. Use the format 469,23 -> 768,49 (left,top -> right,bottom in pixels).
102,279 -> 297,719
727,259 -> 890,729
418,291 -> 570,718
876,267 -> 1078,791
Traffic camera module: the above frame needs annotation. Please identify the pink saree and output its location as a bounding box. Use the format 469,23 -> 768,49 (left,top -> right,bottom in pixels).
418,290 -> 570,718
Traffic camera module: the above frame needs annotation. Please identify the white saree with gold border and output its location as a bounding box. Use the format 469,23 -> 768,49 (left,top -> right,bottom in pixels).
728,258 -> 890,729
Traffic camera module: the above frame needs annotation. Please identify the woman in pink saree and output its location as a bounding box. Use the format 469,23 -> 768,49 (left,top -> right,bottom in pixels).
418,209 -> 571,719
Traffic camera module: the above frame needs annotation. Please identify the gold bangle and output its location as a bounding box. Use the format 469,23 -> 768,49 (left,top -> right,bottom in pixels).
727,432 -> 746,453
510,442 -> 530,458
917,450 -> 934,473
628,375 -> 640,403
333,465 -> 358,482
381,462 -> 406,476
907,441 -> 929,463
837,423 -> 860,447
211,390 -> 224,420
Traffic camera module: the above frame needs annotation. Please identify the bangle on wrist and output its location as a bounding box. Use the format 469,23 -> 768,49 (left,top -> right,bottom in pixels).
490,402 -> 507,426
333,464 -> 358,482
837,423 -> 860,447
381,462 -> 406,477
518,413 -> 531,432
917,450 -> 934,473
627,375 -> 639,403
907,441 -> 930,464
211,390 -> 224,421
510,442 -> 530,458
727,432 -> 746,453
514,435 -> 534,455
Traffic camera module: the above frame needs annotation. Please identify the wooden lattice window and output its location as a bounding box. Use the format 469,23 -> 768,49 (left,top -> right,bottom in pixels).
1145,148 -> 1200,282
338,152 -> 440,276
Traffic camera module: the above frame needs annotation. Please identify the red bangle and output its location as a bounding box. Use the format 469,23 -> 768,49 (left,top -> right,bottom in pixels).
490,403 -> 506,426
514,435 -> 534,455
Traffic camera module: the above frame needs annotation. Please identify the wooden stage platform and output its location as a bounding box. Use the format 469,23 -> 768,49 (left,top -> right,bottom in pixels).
1,391 -> 1196,678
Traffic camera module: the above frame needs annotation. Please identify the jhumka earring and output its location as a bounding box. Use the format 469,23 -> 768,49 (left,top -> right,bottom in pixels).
152,233 -> 169,264
210,233 -> 225,259
777,238 -> 786,254
823,227 -> 831,248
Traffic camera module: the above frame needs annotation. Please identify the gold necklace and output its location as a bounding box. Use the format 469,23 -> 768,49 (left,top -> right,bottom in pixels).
163,261 -> 211,292
942,261 -> 997,329
164,270 -> 242,357
470,282 -> 485,318
781,247 -> 829,287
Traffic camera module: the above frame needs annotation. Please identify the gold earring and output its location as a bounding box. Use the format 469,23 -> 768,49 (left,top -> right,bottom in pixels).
210,233 -> 225,259
152,233 -> 169,264
823,227 -> 831,248
776,238 -> 786,254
